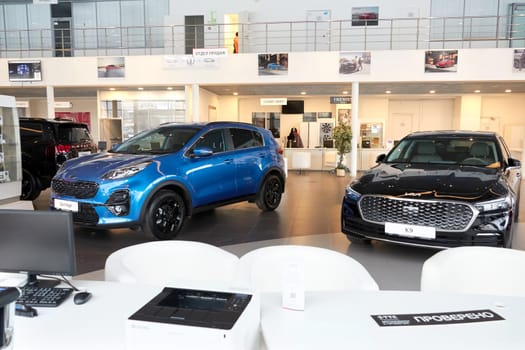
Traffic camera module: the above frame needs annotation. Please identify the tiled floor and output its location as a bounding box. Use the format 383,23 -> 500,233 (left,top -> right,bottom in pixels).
34,171 -> 525,291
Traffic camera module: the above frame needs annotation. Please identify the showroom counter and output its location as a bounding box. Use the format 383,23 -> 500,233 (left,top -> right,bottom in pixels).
285,148 -> 387,171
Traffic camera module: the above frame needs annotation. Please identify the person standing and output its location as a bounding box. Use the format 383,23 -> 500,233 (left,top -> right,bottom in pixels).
233,32 -> 239,54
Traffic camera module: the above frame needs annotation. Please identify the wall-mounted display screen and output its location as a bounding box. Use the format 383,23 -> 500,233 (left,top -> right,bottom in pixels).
282,100 -> 304,114
8,60 -> 42,82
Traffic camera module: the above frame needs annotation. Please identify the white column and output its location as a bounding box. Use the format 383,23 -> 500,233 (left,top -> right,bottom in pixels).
192,83 -> 200,123
46,86 -> 55,119
350,82 -> 359,177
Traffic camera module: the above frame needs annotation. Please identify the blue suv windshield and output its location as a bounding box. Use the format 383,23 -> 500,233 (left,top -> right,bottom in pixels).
112,126 -> 200,154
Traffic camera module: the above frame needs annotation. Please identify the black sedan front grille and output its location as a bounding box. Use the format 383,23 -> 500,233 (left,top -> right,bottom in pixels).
359,195 -> 476,232
52,179 -> 99,199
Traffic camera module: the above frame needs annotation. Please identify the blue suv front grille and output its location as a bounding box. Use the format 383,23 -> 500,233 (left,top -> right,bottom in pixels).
52,179 -> 99,199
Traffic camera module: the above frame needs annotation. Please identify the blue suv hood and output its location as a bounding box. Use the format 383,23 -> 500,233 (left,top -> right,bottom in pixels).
59,152 -> 154,179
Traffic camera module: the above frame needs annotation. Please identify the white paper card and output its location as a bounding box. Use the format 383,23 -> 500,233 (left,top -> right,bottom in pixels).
281,260 -> 305,311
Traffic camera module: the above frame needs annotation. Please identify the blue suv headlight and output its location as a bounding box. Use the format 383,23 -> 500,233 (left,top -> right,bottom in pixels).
101,161 -> 152,180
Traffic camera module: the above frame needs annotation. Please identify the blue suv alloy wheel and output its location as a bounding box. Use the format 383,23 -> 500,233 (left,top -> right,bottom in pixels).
50,122 -> 286,239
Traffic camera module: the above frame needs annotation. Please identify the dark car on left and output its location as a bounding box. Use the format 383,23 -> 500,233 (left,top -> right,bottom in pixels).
341,130 -> 521,248
19,117 -> 97,200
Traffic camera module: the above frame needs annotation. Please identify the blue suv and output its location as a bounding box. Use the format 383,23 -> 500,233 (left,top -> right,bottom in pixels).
50,122 -> 286,239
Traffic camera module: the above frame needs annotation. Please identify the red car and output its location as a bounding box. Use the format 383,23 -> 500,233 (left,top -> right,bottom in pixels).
435,59 -> 455,68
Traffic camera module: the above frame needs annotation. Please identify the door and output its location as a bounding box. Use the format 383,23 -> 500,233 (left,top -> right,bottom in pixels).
185,15 -> 204,54
388,113 -> 413,143
53,20 -> 72,57
306,10 -> 331,51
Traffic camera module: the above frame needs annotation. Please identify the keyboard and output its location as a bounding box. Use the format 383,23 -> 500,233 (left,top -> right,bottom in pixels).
17,286 -> 73,307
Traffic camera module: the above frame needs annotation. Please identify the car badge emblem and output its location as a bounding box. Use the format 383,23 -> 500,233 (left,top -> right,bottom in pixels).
402,206 -> 419,214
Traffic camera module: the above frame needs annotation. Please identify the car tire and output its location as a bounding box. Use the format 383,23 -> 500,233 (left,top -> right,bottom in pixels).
144,190 -> 186,240
255,174 -> 283,211
20,170 -> 41,201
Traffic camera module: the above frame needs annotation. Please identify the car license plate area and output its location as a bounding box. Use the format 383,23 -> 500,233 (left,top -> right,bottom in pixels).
385,222 -> 436,240
54,199 -> 79,212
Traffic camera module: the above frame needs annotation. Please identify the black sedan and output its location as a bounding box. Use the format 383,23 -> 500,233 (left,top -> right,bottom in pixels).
341,131 -> 521,248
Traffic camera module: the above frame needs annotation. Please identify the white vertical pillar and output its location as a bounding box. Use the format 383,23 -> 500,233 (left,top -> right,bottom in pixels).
46,85 -> 55,119
192,83 -> 200,123
350,82 -> 359,177
184,85 -> 191,122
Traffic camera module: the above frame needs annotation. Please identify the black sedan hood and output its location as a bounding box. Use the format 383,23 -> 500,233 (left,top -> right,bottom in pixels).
352,163 -> 507,202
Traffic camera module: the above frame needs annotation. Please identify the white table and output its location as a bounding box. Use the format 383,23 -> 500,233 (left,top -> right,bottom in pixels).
12,280 -> 163,350
260,290 -> 525,350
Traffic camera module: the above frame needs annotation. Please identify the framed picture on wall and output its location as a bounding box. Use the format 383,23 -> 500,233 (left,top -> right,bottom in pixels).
352,7 -> 379,26
424,50 -> 458,73
258,53 -> 288,76
320,122 -> 334,147
339,52 -> 371,75
318,112 -> 332,119
97,57 -> 125,78
338,109 -> 351,125
513,49 -> 525,72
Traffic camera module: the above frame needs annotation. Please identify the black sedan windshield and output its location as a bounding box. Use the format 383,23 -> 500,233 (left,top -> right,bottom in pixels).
385,137 -> 501,167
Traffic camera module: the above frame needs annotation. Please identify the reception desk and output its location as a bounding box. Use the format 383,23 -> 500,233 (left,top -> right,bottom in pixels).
261,290 -> 525,350
8,280 -> 525,349
285,148 -> 387,171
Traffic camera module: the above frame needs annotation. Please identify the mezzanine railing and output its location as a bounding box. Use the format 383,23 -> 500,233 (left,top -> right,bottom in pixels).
1,15 -> 524,58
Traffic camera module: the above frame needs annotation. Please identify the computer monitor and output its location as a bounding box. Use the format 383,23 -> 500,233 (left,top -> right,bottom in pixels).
0,209 -> 77,288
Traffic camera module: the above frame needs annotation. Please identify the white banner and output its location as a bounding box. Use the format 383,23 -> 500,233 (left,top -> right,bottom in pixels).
260,98 -> 287,106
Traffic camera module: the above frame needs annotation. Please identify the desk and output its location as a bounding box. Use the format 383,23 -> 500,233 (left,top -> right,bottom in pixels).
260,290 -> 525,350
12,280 -> 259,350
13,280 -> 162,350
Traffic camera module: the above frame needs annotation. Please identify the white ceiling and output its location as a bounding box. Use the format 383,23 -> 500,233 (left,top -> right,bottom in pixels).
1,81 -> 525,99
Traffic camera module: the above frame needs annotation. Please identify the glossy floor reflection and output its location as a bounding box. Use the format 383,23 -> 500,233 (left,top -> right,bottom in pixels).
34,171 -> 525,291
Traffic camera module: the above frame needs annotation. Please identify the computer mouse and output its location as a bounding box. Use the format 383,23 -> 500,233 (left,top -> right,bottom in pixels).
73,291 -> 92,305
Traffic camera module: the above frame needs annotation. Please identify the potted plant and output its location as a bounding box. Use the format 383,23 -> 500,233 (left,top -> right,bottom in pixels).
333,122 -> 352,176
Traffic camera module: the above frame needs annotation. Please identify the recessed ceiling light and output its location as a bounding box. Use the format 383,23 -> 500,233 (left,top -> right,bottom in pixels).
429,90 -> 436,94
385,90 -> 392,94
505,89 -> 512,93
342,91 -> 349,95
109,88 -> 116,91
166,87 -> 173,90
233,92 -> 238,96
300,91 -> 307,95
474,90 -> 481,93
138,87 -> 144,90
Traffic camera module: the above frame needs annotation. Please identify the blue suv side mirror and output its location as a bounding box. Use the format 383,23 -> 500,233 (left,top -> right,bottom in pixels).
191,146 -> 213,157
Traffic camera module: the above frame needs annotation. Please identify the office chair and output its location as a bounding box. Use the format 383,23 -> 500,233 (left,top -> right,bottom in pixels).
104,240 -> 240,289
235,245 -> 379,292
420,246 -> 525,297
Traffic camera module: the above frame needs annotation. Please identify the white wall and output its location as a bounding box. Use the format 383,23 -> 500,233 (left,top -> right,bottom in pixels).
167,0 -> 431,23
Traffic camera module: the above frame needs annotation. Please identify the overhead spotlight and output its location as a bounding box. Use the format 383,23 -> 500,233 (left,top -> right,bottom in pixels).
109,88 -> 116,91
429,90 -> 436,94
505,89 -> 512,93
474,90 -> 481,93
138,87 -> 144,90
233,92 -> 238,96
385,90 -> 392,94
300,91 -> 307,95
342,91 -> 349,95
166,87 -> 173,90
